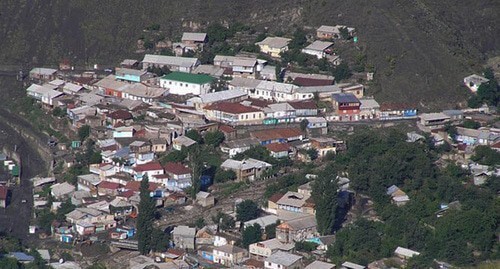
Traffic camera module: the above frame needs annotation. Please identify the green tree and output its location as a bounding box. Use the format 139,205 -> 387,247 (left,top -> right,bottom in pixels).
275,64 -> 283,82
462,119 -> 481,129
56,200 -> 76,222
444,123 -> 457,142
306,148 -> 318,161
264,221 -> 279,239
242,223 -> 262,247
300,119 -> 309,131
471,145 -> 500,166
214,169 -> 236,183
295,241 -> 319,252
0,258 -> 19,269
52,106 -> 65,117
161,149 -> 187,163
87,264 -> 107,269
204,130 -> 225,147
332,62 -> 351,82
185,130 -> 202,143
188,146 -> 203,198
289,29 -> 307,50
339,27 -> 350,40
78,125 -> 91,141
195,217 -> 206,229
212,211 -> 235,232
151,228 -> 169,252
313,168 -> 338,235
137,175 -> 155,255
236,200 -> 260,222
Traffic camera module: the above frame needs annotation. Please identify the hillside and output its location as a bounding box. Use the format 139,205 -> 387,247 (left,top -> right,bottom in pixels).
0,0 -> 498,108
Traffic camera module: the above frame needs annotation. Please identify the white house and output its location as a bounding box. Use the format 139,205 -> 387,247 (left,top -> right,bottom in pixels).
256,37 -> 291,58
122,84 -> 167,104
26,84 -> 64,106
159,72 -> 214,95
301,41 -> 334,59
142,54 -> 200,73
248,80 -> 301,102
113,126 -> 134,138
265,251 -> 303,269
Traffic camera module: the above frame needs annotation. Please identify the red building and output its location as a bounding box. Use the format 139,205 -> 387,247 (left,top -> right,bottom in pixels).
332,93 -> 360,121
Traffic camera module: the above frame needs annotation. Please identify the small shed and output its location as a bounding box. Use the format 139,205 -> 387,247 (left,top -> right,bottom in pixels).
196,191 -> 215,207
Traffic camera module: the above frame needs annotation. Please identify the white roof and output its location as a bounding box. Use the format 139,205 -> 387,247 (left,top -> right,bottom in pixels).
77,174 -> 101,185
173,136 -> 197,146
256,37 -> 291,49
265,251 -> 302,266
250,238 -> 294,251
50,182 -> 76,197
395,246 -> 421,258
305,261 -> 336,269
221,158 -> 272,171
49,79 -> 66,86
244,215 -> 279,228
464,74 -> 489,84
303,40 -> 334,51
257,80 -> 297,94
182,32 -> 207,42
30,67 -> 57,76
359,98 -> 380,110
94,75 -> 129,91
342,261 -> 366,269
32,177 -> 56,187
295,85 -> 341,94
229,77 -> 262,89
142,54 -> 199,68
233,57 -> 257,67
63,82 -> 84,93
123,83 -> 166,98
49,261 -> 82,269
419,112 -> 450,121
317,25 -> 355,34
277,191 -> 308,208
192,65 -> 225,77
191,89 -> 247,104
196,191 -> 211,199
173,225 -> 196,237
306,117 -> 327,124
26,84 -> 64,99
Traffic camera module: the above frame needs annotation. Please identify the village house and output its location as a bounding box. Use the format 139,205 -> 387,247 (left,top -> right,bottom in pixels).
289,101 -> 318,118
301,40 -> 334,59
0,186 -> 7,208
316,25 -> 356,39
204,102 -> 264,125
394,247 -> 421,260
187,89 -> 248,111
332,93 -> 361,121
341,261 -> 366,269
193,64 -> 225,77
311,137 -> 345,157
249,80 -> 302,102
276,215 -> 317,243
386,185 -> 410,206
61,82 -> 85,95
113,126 -> 135,138
251,128 -> 303,145
142,54 -> 200,73
379,103 -> 418,120
50,182 -> 76,200
181,32 -> 208,51
244,215 -> 280,230
244,258 -> 265,269
77,174 -> 101,194
263,103 -> 296,123
220,137 -> 260,157
121,83 -> 167,104
159,72 -> 214,95
463,74 -> 489,93
120,59 -> 139,69
26,84 -> 64,107
359,98 -> 380,120
93,75 -> 130,98
220,158 -> 273,181
256,37 -> 291,58
196,226 -> 216,246
150,138 -> 167,153
197,191 -> 215,207
29,68 -> 58,81
249,238 -> 294,261
164,162 -> 192,191
419,113 -> 451,128
293,77 -> 334,87
306,117 -> 328,135
114,68 -> 150,83
305,261 -> 336,269
264,251 -> 303,269
276,191 -> 314,214
97,181 -> 121,196
265,143 -> 291,158
132,161 -> 164,181
172,225 -> 196,249
107,110 -> 133,126
213,244 -> 247,267
172,135 -> 197,151
267,193 -> 284,214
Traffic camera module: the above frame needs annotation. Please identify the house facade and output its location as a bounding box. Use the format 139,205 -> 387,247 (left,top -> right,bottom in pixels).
256,37 -> 291,58
159,72 -> 213,95
204,102 -> 264,125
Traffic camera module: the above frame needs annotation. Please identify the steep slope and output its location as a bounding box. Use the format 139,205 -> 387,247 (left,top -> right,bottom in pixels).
0,0 -> 498,108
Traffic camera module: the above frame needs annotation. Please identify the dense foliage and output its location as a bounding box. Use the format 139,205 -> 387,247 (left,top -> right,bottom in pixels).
242,223 -> 262,247
312,166 -> 338,235
137,176 -> 156,254
236,200 -> 260,222
324,128 -> 499,266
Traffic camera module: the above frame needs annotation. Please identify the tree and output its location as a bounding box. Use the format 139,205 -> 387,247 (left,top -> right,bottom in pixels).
52,106 -> 65,118
295,241 -> 319,252
275,64 -> 283,82
313,168 -> 338,235
137,175 -> 155,254
332,62 -> 351,82
78,125 -> 91,141
339,27 -> 350,40
306,148 -> 318,161
161,149 -> 187,163
0,258 -> 19,269
185,130 -> 202,143
195,217 -> 206,228
188,146 -> 203,198
56,200 -> 76,222
300,119 -> 309,132
265,221 -> 278,239
242,223 -> 262,247
471,145 -> 500,166
204,130 -> 225,147
212,211 -> 235,232
444,123 -> 457,142
461,119 -> 481,129
289,29 -> 307,50
236,200 -> 260,222
151,228 -> 169,252
214,169 -> 236,183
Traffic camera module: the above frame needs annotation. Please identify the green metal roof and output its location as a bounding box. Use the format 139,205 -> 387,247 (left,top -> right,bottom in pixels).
161,72 -> 214,85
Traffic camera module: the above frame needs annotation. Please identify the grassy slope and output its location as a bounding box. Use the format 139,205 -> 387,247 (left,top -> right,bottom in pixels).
0,0 -> 498,108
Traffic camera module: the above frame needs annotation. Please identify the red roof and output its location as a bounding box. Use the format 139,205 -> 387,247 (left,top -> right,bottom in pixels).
0,186 -> 7,200
134,129 -> 146,138
380,103 -> 417,111
101,144 -> 119,152
133,162 -> 164,173
293,77 -> 333,87
247,98 -> 273,108
490,141 -> 500,149
265,142 -> 290,153
164,162 -> 192,175
288,101 -> 317,110
204,102 -> 261,114
251,128 -> 302,141
268,193 -> 284,203
119,190 -> 135,198
244,258 -> 265,268
124,181 -> 160,192
167,248 -> 185,257
99,181 -> 121,190
219,124 -> 236,134
108,110 -> 133,120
